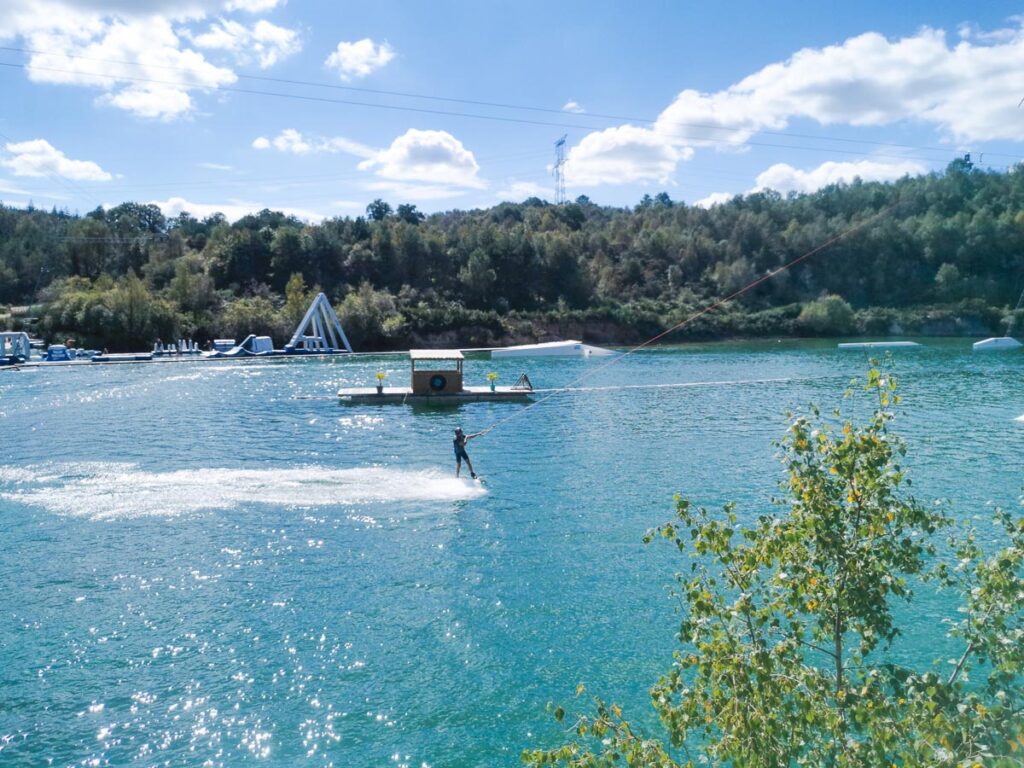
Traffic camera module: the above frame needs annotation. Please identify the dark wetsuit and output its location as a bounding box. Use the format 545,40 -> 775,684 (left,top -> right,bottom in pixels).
453,435 -> 470,460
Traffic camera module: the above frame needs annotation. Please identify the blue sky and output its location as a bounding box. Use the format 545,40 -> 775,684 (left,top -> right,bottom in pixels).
2,0 -> 1024,221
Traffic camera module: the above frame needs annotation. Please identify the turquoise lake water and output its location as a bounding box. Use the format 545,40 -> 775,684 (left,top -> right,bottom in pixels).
1,340 -> 1022,767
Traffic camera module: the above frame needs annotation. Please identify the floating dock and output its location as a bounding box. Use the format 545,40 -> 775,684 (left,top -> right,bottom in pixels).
339,386 -> 532,404
339,349 -> 533,405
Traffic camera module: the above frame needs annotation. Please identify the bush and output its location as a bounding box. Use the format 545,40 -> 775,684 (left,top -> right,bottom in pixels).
798,294 -> 855,335
336,282 -> 406,350
39,272 -> 181,350
217,296 -> 285,343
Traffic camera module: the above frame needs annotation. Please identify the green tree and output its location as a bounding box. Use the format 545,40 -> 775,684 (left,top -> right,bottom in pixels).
459,248 -> 497,307
282,272 -> 315,328
798,294 -> 855,335
525,369 -> 1024,768
270,226 -> 307,289
336,281 -> 405,349
366,199 -> 392,221
396,203 -> 425,225
934,263 -> 963,301
217,296 -> 283,342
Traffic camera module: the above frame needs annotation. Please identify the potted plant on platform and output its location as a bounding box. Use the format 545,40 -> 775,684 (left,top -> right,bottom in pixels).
487,371 -> 498,392
375,371 -> 386,394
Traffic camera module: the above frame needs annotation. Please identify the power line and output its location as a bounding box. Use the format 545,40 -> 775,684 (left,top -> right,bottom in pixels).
67,149 -> 553,193
0,60 -> 1004,167
3,43 -> 1021,162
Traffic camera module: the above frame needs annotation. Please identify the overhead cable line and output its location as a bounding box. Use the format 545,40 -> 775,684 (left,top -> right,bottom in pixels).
478,202 -> 900,437
2,44 -> 1020,162
0,61 -> 995,166
68,149 -> 553,193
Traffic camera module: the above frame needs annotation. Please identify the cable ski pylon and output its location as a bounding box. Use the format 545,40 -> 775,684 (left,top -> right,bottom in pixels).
286,292 -> 353,353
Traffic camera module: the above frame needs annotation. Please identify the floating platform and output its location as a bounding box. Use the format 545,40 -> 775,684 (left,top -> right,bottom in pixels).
973,337 -> 1022,352
837,341 -> 923,350
338,386 -> 533,404
491,339 -> 614,358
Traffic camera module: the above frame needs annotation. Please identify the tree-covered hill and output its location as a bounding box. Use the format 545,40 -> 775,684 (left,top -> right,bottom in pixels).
2,157 -> 1022,351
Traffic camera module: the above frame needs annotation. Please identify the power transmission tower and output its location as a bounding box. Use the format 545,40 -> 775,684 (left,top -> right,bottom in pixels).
553,134 -> 567,204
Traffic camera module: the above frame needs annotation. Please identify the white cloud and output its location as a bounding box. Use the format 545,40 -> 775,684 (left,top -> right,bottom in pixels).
557,19 -> 1024,191
654,24 -> 1024,145
496,181 -> 552,201
262,127 -> 311,153
0,179 -> 36,197
692,158 -> 927,207
332,199 -> 364,210
364,181 -> 469,201
564,125 -> 692,186
752,159 -> 926,194
188,18 -> 300,68
324,38 -> 395,80
0,0 -> 303,119
562,100 -> 585,114
223,0 -> 285,11
17,15 -> 236,119
694,191 -> 734,209
199,162 -> 233,171
3,139 -> 112,181
251,127 -> 483,197
358,129 -> 484,189
251,129 -> 377,158
150,195 -> 325,222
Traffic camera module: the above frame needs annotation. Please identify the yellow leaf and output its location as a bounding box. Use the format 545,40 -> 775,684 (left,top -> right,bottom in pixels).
575,683 -> 586,697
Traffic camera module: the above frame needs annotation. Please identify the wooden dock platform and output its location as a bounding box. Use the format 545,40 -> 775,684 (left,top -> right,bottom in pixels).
338,385 -> 532,404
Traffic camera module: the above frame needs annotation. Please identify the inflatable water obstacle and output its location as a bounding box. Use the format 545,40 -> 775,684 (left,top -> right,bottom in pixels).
2,293 -> 353,368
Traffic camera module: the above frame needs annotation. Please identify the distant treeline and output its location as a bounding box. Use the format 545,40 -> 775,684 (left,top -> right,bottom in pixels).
2,157 -> 1023,351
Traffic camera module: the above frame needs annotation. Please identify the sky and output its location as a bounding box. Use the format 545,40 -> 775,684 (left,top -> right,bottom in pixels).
3,0 -> 1024,221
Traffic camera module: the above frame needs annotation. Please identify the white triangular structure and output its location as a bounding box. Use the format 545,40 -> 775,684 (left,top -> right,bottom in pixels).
286,292 -> 353,353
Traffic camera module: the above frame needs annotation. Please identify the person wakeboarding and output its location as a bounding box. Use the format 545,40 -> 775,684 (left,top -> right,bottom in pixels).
453,426 -> 484,479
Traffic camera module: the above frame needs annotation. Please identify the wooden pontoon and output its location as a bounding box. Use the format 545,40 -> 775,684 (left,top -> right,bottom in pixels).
338,349 -> 533,404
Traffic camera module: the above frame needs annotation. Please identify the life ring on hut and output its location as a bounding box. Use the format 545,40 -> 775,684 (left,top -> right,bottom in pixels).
429,374 -> 447,391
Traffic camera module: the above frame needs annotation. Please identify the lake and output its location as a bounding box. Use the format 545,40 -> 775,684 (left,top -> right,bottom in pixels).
1,339 -> 1021,767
